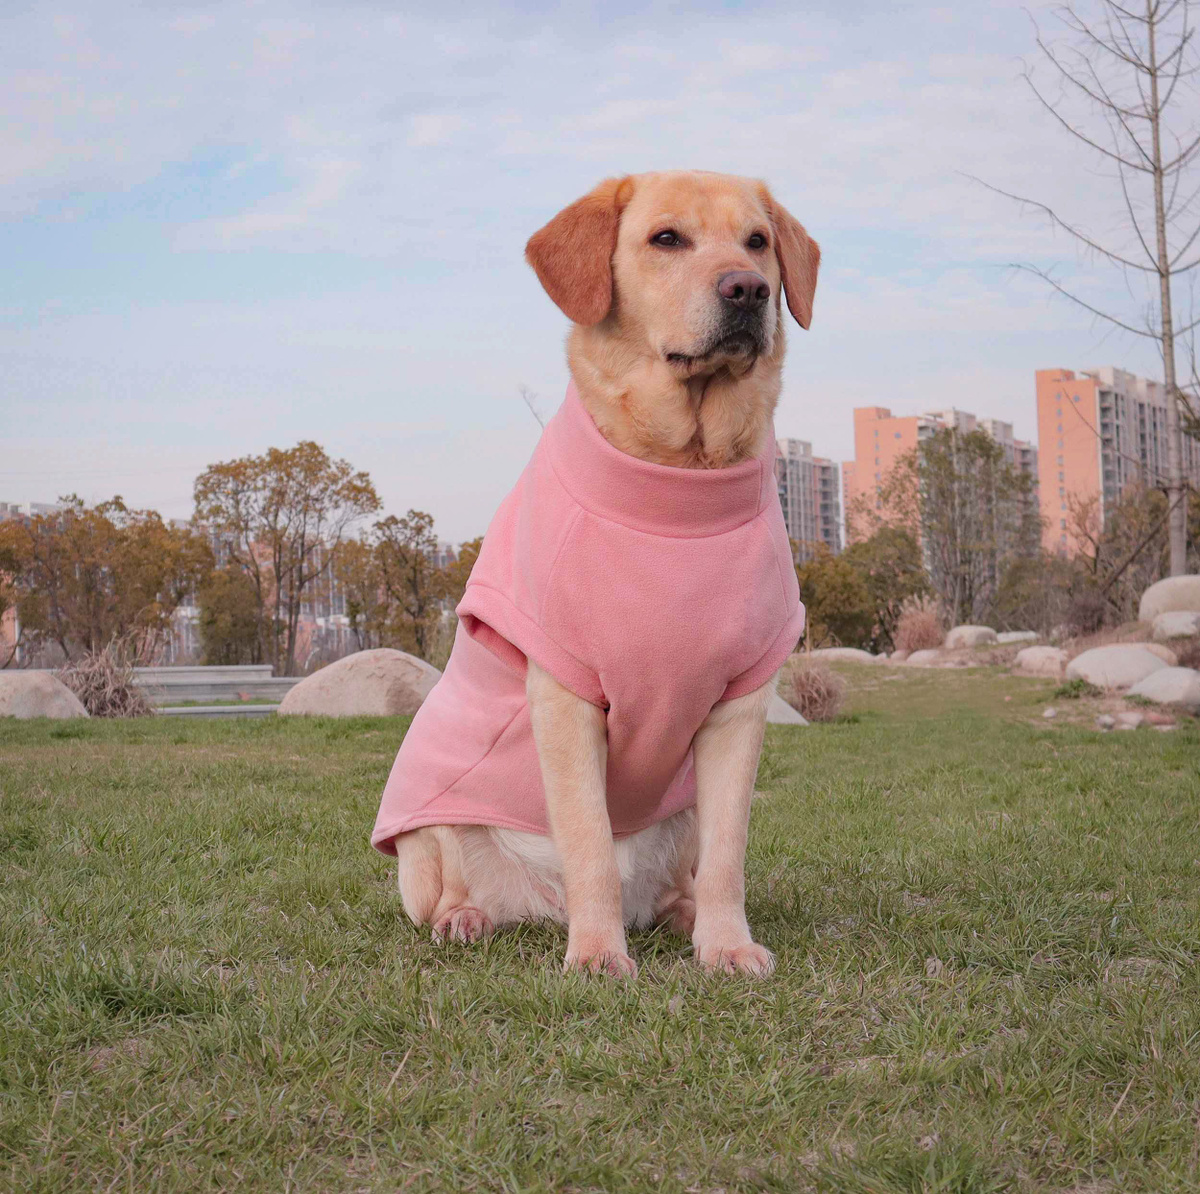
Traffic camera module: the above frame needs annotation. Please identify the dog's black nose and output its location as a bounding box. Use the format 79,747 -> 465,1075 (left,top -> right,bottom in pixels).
717,271 -> 770,311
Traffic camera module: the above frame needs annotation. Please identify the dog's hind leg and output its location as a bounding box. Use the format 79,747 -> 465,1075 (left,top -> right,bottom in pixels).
653,811 -> 698,937
395,826 -> 493,944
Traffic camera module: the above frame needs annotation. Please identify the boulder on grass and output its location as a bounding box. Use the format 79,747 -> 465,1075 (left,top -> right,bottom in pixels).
1153,610 -> 1200,642
905,649 -> 944,667
278,649 -> 441,717
809,647 -> 882,664
1127,667 -> 1200,711
945,625 -> 998,649
1139,575 -> 1200,622
0,672 -> 89,719
767,693 -> 808,725
1143,643 -> 1179,666
1014,646 -> 1068,678
1065,645 -> 1167,690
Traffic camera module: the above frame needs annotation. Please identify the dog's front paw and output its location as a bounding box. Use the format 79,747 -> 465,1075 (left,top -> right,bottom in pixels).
694,940 -> 775,977
564,933 -> 637,979
432,906 -> 493,944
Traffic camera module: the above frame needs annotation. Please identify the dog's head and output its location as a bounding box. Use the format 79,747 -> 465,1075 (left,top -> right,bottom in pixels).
525,170 -> 819,379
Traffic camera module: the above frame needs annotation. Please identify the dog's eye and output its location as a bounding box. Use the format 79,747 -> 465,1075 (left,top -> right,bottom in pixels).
651,230 -> 681,247
747,233 -> 767,250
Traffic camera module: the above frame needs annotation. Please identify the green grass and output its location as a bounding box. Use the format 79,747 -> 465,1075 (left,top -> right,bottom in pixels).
2,670 -> 1199,1192
1052,679 -> 1104,701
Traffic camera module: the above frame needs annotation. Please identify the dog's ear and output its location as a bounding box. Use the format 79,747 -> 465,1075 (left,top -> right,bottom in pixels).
761,187 -> 820,330
525,176 -> 634,326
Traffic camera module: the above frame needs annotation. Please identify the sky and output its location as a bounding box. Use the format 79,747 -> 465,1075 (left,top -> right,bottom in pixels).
1,0 -> 1179,542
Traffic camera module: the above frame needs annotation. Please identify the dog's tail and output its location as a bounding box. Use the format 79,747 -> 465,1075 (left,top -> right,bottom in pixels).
394,828 -> 444,926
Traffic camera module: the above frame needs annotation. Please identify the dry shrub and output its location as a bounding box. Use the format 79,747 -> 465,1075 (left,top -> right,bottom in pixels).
58,639 -> 154,718
785,661 -> 846,723
1064,586 -> 1108,637
1174,638 -> 1200,671
894,597 -> 944,654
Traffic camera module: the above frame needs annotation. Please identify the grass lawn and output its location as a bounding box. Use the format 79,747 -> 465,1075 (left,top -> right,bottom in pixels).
2,667 -> 1199,1192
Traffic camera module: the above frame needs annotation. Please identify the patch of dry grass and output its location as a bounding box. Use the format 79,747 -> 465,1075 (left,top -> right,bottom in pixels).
57,640 -> 154,718
784,660 -> 846,722
894,597 -> 945,654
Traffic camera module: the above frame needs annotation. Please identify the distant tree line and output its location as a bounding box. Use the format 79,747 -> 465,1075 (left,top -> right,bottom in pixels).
0,442 -> 481,675
0,497 -> 211,669
7,430 -> 1196,673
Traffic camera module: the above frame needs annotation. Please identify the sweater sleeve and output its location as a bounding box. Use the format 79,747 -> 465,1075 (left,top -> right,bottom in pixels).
454,492 -> 607,708
718,598 -> 806,700
456,581 -> 607,709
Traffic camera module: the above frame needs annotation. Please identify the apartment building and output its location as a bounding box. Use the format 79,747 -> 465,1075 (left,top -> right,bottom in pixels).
775,438 -> 842,560
1036,366 -> 1200,554
842,406 -> 1037,540
0,500 -> 66,522
979,417 -> 1040,492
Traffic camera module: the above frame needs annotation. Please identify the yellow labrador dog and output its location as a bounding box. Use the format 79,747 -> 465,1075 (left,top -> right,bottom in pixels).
387,170 -> 818,977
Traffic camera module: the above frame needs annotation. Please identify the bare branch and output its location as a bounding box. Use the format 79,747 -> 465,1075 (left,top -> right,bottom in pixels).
1166,168 -> 1200,225
1021,65 -> 1152,172
1010,263 -> 1159,338
1067,4 -> 1150,69
1042,28 -> 1152,121
1102,1 -> 1152,31
967,175 -> 1159,272
1115,157 -> 1162,266
1099,489 -> 1188,594
1164,127 -> 1200,171
1168,217 -> 1200,269
517,385 -> 545,428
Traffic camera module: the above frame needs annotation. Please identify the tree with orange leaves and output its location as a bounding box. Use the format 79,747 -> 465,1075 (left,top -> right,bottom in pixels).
194,442 -> 380,676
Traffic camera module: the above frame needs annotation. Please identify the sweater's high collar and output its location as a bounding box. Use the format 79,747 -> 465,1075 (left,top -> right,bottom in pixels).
543,381 -> 775,538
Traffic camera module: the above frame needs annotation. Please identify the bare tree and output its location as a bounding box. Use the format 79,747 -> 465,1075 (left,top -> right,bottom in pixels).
977,0 -> 1200,575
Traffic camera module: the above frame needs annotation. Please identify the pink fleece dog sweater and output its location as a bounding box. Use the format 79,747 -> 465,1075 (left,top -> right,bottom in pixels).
371,382 -> 805,854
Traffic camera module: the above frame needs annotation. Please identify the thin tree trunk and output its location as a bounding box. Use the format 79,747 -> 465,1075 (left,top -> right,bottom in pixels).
1147,1 -> 1188,574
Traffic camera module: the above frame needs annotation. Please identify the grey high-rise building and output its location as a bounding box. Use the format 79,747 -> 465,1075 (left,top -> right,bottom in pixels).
775,438 -> 842,561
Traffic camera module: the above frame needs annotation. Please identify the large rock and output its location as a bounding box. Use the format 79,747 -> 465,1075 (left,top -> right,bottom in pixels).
278,649 -> 441,717
767,693 -> 808,725
1014,646 -> 1068,678
1153,611 -> 1200,642
1140,575 -> 1200,622
0,672 -> 89,719
904,649 -> 944,667
997,631 -> 1039,645
945,625 -> 998,649
1143,643 -> 1179,666
1065,645 -> 1167,690
809,647 -> 882,664
1127,667 -> 1200,711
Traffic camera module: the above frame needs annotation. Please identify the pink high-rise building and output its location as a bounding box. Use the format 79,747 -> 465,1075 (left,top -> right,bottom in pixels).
1036,367 -> 1200,555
